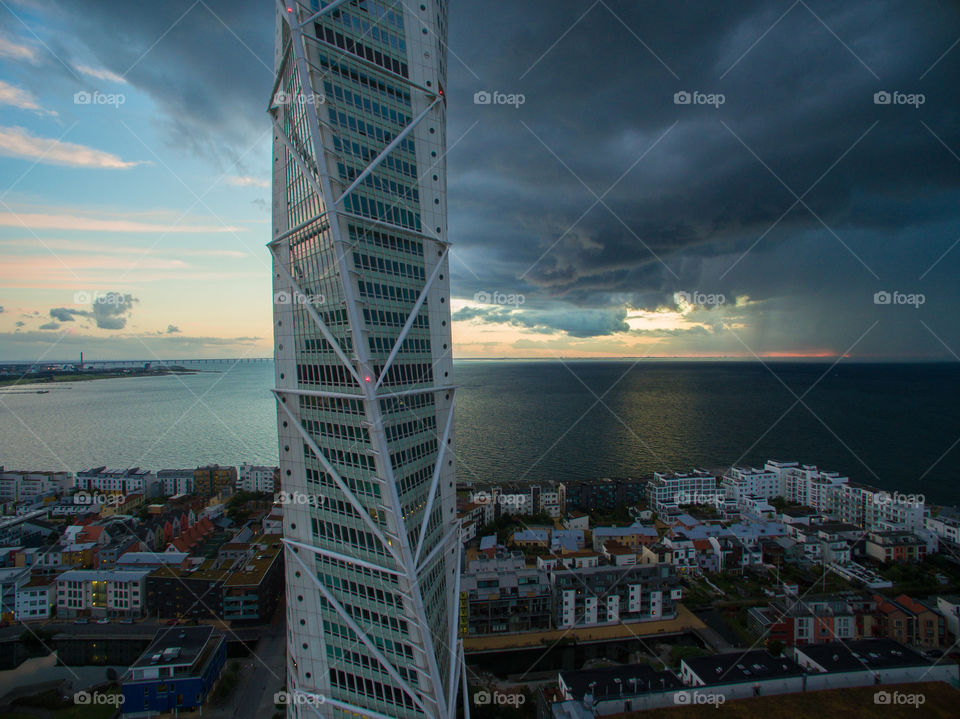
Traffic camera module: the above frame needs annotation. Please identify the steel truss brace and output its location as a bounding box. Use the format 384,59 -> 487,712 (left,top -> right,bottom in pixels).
413,391 -> 455,563
287,546 -> 433,716
273,391 -> 403,565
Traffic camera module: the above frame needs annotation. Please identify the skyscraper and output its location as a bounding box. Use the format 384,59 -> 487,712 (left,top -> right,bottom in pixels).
269,2 -> 460,718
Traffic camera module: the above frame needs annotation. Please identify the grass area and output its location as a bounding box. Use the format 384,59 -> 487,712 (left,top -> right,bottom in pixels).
0,368 -> 198,388
612,682 -> 960,718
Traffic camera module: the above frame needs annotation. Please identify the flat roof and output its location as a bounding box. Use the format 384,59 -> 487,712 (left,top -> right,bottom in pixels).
131,625 -> 217,669
683,649 -> 805,684
795,639 -> 929,672
560,663 -> 682,698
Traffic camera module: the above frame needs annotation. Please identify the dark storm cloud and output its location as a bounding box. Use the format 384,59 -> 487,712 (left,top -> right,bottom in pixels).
16,0 -> 960,354
36,0 -> 274,164
49,307 -> 78,322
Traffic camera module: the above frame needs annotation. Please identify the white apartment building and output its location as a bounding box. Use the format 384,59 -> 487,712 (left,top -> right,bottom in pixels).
926,509 -> 960,546
764,460 -> 849,512
157,469 -> 194,496
15,576 -> 55,621
237,463 -> 278,493
56,568 -> 149,618
74,467 -> 159,497
833,482 -> 925,531
722,466 -> 779,503
646,470 -> 721,515
0,469 -> 70,501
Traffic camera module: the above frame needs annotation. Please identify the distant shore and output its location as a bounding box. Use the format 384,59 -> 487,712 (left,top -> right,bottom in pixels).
0,367 -> 203,389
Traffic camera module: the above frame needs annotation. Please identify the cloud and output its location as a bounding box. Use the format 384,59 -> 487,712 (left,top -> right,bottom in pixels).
50,307 -> 80,322
165,324 -> 180,334
0,126 -> 143,169
38,322 -> 60,330
0,210 -> 242,233
454,304 -> 631,338
0,306 -> 4,313
0,80 -> 57,116
15,320 -> 24,327
90,292 -> 137,330
0,32 -> 38,63
225,175 -> 269,188
74,63 -> 127,83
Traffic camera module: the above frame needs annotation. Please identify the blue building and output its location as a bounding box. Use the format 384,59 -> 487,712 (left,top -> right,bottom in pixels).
122,625 -> 225,715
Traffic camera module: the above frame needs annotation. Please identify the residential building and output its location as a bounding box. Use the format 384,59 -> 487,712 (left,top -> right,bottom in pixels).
873,594 -> 946,648
192,465 -> 236,498
864,530 -> 926,563
833,482 -> 925,531
551,564 -> 680,628
75,467 -> 159,497
272,3 -> 459,717
157,469 -> 195,496
0,469 -> 70,501
935,595 -> 960,640
721,466 -> 779,503
459,552 -> 552,635
764,460 -> 848,512
55,568 -> 149,618
645,470 -> 721,515
561,478 -> 647,512
121,626 -> 226,716
0,565 -> 29,616
925,507 -> 960,548
591,525 -> 657,552
748,595 -> 857,646
792,638 -> 955,685
237,463 -> 279,493
15,574 -> 55,621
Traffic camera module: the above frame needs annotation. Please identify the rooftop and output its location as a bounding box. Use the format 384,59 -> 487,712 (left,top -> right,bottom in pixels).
560,663 -> 682,699
795,639 -> 929,672
683,649 -> 805,684
131,625 -> 217,670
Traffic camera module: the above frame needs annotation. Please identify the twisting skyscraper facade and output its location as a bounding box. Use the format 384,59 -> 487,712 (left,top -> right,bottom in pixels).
269,2 -> 461,717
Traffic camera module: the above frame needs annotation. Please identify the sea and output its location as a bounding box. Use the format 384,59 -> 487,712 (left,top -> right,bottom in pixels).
1,360 -> 958,504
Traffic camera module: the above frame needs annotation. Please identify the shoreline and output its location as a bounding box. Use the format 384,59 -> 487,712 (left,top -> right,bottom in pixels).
0,368 -> 205,390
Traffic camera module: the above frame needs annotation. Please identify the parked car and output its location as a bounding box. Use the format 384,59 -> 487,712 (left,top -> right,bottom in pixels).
119,618 -> 135,625
73,618 -> 89,625
96,618 -> 110,625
